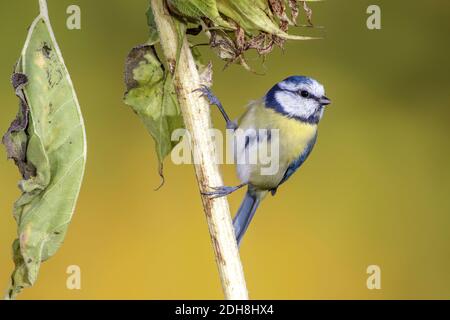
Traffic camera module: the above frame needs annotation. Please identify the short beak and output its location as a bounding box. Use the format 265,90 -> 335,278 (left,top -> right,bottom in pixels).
320,96 -> 331,106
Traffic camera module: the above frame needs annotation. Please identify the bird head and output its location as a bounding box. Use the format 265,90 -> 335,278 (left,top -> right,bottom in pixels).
265,76 -> 331,124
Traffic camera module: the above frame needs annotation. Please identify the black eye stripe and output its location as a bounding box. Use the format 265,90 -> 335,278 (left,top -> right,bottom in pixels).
300,90 -> 309,98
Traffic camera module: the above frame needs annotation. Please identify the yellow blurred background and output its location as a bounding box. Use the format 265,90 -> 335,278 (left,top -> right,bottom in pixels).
0,0 -> 449,299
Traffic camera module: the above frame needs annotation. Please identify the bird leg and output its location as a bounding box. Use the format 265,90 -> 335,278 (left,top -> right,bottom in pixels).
195,85 -> 242,198
202,183 -> 247,199
195,85 -> 238,130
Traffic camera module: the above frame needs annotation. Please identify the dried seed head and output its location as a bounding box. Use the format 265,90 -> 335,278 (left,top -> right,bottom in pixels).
162,0 -> 318,69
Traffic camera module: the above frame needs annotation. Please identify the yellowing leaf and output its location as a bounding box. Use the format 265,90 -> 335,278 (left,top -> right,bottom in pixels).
124,45 -> 184,186
2,11 -> 87,299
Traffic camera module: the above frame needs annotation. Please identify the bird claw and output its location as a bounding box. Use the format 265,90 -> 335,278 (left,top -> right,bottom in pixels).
202,185 -> 244,199
194,85 -> 221,107
226,120 -> 238,131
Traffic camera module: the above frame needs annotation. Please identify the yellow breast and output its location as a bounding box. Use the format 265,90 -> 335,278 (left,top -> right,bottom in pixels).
239,101 -> 317,163
236,101 -> 317,188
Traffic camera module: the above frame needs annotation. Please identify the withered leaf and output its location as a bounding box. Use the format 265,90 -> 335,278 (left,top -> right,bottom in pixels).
289,0 -> 300,25
124,45 -> 185,187
302,1 -> 314,26
3,9 -> 87,299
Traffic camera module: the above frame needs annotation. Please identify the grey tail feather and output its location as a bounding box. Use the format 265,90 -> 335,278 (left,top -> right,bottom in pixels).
233,189 -> 262,246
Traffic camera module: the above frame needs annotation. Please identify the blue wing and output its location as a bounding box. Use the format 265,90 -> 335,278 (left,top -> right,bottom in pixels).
276,133 -> 318,189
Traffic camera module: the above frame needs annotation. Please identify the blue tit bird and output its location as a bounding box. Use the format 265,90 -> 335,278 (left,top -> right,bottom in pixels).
198,76 -> 331,246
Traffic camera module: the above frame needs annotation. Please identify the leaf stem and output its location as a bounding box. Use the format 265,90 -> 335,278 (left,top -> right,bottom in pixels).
38,0 -> 49,20
150,0 -> 248,300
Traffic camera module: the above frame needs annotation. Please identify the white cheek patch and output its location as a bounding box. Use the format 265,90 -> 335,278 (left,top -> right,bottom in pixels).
274,91 -> 316,119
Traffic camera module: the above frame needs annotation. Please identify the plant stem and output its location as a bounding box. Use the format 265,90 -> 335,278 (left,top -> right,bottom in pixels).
150,0 -> 248,300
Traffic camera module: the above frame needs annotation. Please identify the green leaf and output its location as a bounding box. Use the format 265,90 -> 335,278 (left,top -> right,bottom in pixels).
166,0 -> 231,28
2,13 -> 87,299
146,5 -> 159,45
124,45 -> 184,187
